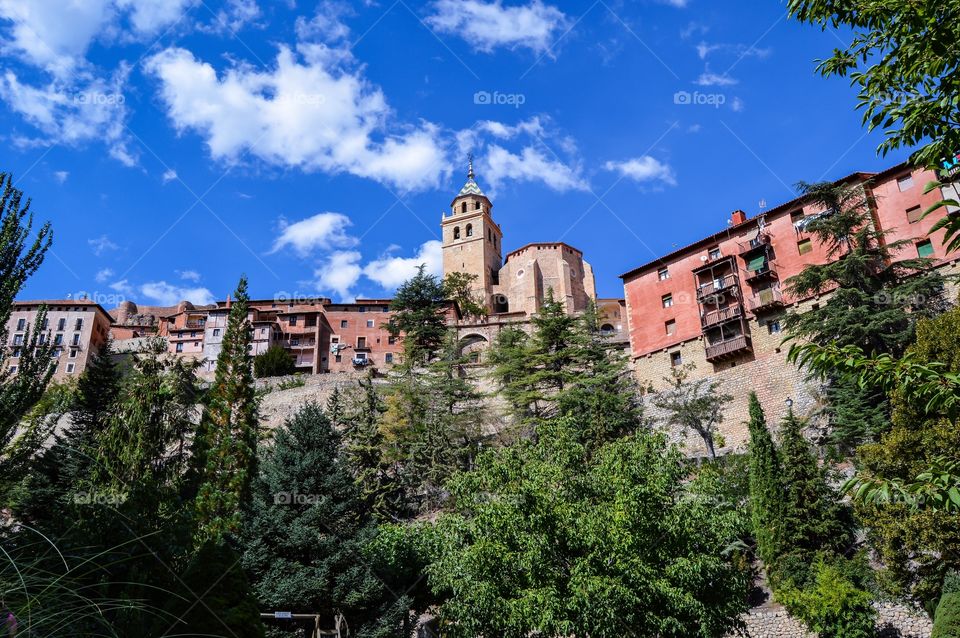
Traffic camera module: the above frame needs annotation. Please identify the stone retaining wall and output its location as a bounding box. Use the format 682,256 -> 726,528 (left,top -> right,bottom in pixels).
730,603 -> 931,638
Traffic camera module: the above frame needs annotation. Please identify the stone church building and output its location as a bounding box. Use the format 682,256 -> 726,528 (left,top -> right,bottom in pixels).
441,161 -> 604,361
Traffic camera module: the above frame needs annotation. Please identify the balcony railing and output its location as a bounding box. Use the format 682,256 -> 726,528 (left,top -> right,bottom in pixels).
701,305 -> 743,329
696,275 -> 738,299
185,320 -> 206,329
737,233 -> 770,254
744,263 -> 777,284
705,335 -> 752,362
747,288 -> 784,312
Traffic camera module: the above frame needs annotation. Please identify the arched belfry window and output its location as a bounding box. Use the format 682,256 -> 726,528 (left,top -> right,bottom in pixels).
466,224 -> 473,237
461,202 -> 467,213
453,227 -> 461,240
475,201 -> 481,210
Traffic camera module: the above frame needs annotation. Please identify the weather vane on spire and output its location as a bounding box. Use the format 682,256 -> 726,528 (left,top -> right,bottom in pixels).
467,152 -> 475,180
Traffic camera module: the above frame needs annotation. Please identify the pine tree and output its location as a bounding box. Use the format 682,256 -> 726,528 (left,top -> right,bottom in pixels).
488,326 -> 538,422
387,264 -> 448,365
194,276 -> 260,542
773,409 -> 853,586
240,404 -> 393,634
746,392 -> 783,566
784,180 -> 947,449
343,374 -> 400,519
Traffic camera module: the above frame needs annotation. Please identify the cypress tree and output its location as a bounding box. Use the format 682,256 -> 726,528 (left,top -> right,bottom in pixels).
746,392 -> 783,566
63,341 -> 121,485
194,276 -> 259,542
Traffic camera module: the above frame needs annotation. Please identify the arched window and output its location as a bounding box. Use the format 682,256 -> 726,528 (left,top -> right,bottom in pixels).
461,202 -> 467,213
453,227 -> 461,240
600,324 -> 616,336
466,224 -> 473,237
475,201 -> 481,210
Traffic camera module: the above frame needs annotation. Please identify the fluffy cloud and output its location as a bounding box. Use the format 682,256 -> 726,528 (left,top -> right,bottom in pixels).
271,212 -> 358,257
95,268 -> 114,283
482,145 -> 588,193
53,170 -> 68,183
604,156 -> 676,187
695,70 -> 738,87
363,241 -> 443,289
140,280 -> 215,306
425,0 -> 569,55
314,250 -> 362,299
162,168 -> 178,183
177,269 -> 201,282
144,46 -> 449,191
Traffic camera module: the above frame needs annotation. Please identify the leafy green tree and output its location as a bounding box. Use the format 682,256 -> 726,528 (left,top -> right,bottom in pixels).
777,557 -> 876,638
254,345 -> 296,378
784,180 -> 946,449
241,404 -> 399,636
443,271 -> 486,319
387,265 -> 448,365
194,276 -> 260,543
487,326 -> 538,422
652,364 -> 733,459
933,572 -> 960,638
746,393 -> 783,566
427,418 -> 751,638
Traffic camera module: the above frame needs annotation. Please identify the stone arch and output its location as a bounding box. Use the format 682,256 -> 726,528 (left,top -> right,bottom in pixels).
466,223 -> 473,237
458,333 -> 489,364
600,323 -> 616,335
453,226 -> 461,240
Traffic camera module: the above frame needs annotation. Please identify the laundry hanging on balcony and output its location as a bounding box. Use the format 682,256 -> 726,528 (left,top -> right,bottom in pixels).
746,254 -> 767,272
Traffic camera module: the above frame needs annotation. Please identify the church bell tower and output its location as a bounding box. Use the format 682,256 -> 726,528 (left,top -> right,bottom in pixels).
441,157 -> 503,312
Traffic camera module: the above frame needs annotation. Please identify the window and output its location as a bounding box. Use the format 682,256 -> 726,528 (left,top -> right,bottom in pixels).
906,205 -> 924,223
708,247 -> 721,260
454,227 -> 460,240
289,315 -> 298,326
69,349 -> 78,358
54,334 -> 63,345
665,319 -> 676,335
767,320 -> 782,334
75,318 -> 83,331
366,319 -> 374,328
38,334 -> 45,345
357,337 -> 367,349
16,318 -> 24,331
340,320 -> 348,328
385,353 -> 394,363
355,352 -> 367,362
8,366 -> 16,374
176,343 -> 183,353
382,306 -> 389,312
72,334 -> 80,345
335,354 -> 342,363
306,316 -> 317,327
57,318 -> 66,331
213,328 -> 221,337
53,347 -> 62,358
790,210 -> 804,223
797,238 -> 813,255
291,337 -> 300,346
670,351 -> 682,367
66,363 -> 75,374
41,318 -> 48,330
461,202 -> 467,213
897,174 -> 914,191
388,336 -> 396,345
917,239 -> 935,258
488,229 -> 492,241
657,267 -> 669,281
359,306 -> 367,313
12,348 -> 21,358
661,294 -> 673,308
466,224 -> 473,237
12,334 -> 23,346
475,201 -> 481,210
331,336 -> 340,344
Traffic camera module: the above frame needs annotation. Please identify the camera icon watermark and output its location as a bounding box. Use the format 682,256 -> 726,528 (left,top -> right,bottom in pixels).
474,90 -> 526,109
673,90 -> 726,108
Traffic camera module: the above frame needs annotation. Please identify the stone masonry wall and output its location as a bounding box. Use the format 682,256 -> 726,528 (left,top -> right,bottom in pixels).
728,603 -> 931,638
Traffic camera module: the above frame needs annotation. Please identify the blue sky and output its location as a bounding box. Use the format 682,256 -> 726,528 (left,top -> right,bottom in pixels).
0,0 -> 909,306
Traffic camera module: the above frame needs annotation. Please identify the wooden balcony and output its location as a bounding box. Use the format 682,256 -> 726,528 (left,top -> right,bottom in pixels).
701,305 -> 743,329
696,275 -> 738,300
747,288 -> 785,313
705,335 -> 752,362
737,233 -> 770,255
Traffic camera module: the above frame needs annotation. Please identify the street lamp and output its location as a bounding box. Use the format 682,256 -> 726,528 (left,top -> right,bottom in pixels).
785,397 -> 794,409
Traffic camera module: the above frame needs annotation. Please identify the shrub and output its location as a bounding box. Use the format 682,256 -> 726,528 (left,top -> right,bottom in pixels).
254,346 -> 296,378
933,572 -> 960,638
777,557 -> 876,638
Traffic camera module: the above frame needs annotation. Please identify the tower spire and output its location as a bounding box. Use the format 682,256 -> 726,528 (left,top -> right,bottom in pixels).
467,152 -> 475,180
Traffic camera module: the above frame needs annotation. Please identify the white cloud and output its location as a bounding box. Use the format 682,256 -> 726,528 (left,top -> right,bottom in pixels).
696,41 -> 771,61
177,269 -> 201,282
145,46 -> 449,191
115,0 -> 196,35
295,2 -> 351,42
201,0 -> 261,34
731,96 -> 744,112
0,66 -> 136,164
109,279 -> 134,297
482,144 -> 588,192
95,268 -> 114,283
425,0 -> 569,56
140,280 -> 215,306
271,212 -> 358,257
314,250 -> 362,299
695,71 -> 738,87
53,170 -> 68,183
88,235 -> 119,256
363,240 -> 443,290
660,0 -> 688,7
162,168 -> 178,182
604,156 -> 676,187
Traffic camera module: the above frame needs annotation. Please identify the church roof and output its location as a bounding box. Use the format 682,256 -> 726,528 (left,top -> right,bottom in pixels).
456,155 -> 485,197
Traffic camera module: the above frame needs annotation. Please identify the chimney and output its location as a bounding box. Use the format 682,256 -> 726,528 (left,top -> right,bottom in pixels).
731,209 -> 747,225
226,294 -> 231,309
